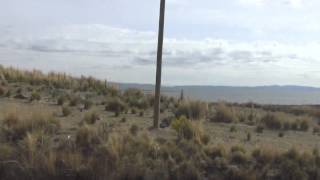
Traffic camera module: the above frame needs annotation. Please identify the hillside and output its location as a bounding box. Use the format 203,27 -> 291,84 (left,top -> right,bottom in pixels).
0,66 -> 320,180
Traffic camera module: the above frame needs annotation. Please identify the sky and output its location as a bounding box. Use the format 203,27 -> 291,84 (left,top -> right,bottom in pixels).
1,0 -> 320,86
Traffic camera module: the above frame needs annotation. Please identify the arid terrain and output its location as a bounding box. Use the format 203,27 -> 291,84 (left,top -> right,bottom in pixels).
1,65 -> 320,180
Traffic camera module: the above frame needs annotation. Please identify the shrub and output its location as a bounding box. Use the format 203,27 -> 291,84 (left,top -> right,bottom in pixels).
0,85 -> 5,96
230,125 -> 237,132
261,113 -> 282,130
30,91 -> 41,101
105,98 -> 127,115
231,151 -> 248,164
62,106 -> 71,117
313,126 -> 320,134
211,103 -> 236,123
206,145 -> 227,159
231,145 -> 246,154
252,148 -> 277,164
256,125 -> 264,133
123,88 -> 149,109
69,96 -> 82,106
57,96 -> 66,105
299,119 -> 310,131
278,132 -> 285,138
84,100 -> 93,110
131,108 -> 137,114
247,132 -> 252,141
175,100 -> 208,120
171,116 -> 206,144
3,110 -> 60,141
139,111 -> 144,117
283,121 -> 291,131
76,125 -> 99,149
83,111 -> 99,125
121,117 -> 127,123
291,121 -> 299,131
130,124 -> 139,136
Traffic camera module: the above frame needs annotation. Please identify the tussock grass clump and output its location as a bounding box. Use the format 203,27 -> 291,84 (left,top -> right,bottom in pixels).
129,124 -> 139,136
171,116 -> 208,144
83,99 -> 93,110
2,108 -> 60,141
123,88 -> 149,110
69,96 -> 82,106
62,106 -> 71,117
299,118 -> 310,131
83,111 -> 100,125
175,100 -> 208,120
211,103 -> 236,123
57,95 -> 67,105
261,113 -> 282,130
30,91 -> 41,101
0,85 -> 6,96
76,125 -> 100,149
105,98 -> 127,116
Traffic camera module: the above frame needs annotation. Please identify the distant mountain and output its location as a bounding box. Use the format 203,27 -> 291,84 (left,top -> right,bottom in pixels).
113,83 -> 320,105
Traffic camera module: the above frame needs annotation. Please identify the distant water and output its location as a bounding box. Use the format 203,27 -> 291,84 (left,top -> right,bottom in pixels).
116,83 -> 320,105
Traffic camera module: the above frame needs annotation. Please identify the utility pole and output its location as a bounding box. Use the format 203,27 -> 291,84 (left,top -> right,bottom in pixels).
153,0 -> 166,129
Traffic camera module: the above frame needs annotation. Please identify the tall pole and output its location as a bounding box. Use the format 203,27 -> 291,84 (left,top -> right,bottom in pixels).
154,0 -> 166,129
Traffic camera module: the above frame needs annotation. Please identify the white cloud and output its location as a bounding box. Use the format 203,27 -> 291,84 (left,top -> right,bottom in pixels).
1,24 -> 320,86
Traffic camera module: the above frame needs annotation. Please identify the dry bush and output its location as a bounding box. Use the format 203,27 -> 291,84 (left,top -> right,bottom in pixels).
62,106 -> 71,117
124,88 -> 149,110
175,100 -> 208,120
211,103 -> 237,123
76,125 -> 100,149
105,98 -> 127,116
171,116 -> 208,144
30,91 -> 41,101
299,118 -> 310,131
83,99 -> 93,110
2,107 -> 60,141
205,145 -> 227,159
261,113 -> 282,130
69,96 -> 82,106
83,111 -> 99,125
129,124 -> 139,136
57,95 -> 67,105
0,85 -> 6,96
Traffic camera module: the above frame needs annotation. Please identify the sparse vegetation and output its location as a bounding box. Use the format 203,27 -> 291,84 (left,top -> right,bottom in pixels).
1,66 -> 320,180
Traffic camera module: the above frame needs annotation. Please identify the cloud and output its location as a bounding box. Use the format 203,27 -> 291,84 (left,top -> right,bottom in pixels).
1,24 -> 320,86
0,24 -> 315,68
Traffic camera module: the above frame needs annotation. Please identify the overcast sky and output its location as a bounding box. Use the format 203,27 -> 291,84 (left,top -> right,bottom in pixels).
1,0 -> 320,86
